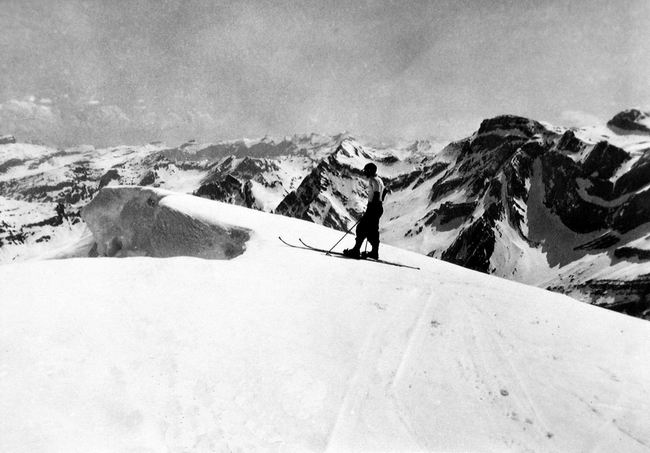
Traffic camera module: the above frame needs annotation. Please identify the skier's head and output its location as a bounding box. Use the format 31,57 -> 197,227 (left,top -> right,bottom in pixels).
363,163 -> 377,177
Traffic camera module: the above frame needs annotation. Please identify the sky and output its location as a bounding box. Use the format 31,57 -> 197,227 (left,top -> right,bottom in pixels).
1,0 -> 649,147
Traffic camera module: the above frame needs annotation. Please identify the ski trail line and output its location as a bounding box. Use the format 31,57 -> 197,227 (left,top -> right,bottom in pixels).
389,290 -> 437,448
323,314 -> 380,451
464,299 -> 554,442
391,290 -> 435,388
324,290 -> 432,451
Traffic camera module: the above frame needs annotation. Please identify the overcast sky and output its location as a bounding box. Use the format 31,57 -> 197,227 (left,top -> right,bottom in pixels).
1,0 -> 649,146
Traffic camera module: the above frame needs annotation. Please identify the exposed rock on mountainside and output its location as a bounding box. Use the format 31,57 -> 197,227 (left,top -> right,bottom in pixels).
0,135 -> 16,145
440,202 -> 502,272
196,176 -> 255,208
555,130 -> 585,153
607,109 -> 650,134
549,275 -> 650,319
275,142 -> 370,230
582,141 -> 630,179
98,169 -> 121,189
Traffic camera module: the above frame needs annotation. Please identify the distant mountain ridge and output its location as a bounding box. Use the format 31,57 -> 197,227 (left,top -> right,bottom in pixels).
1,111 -> 649,319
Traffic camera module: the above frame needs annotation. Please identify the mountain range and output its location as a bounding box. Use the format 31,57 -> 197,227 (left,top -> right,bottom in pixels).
1,109 -> 649,319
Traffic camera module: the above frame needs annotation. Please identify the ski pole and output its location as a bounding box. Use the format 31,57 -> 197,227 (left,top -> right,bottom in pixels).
326,219 -> 360,255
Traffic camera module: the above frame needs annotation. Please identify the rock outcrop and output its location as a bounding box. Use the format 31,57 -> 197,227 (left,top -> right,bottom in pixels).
607,109 -> 650,134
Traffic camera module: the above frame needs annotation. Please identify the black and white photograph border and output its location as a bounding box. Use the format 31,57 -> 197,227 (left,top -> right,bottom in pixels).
1,1 -> 649,451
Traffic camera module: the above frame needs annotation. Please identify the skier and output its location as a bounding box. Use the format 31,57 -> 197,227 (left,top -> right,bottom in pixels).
343,162 -> 385,260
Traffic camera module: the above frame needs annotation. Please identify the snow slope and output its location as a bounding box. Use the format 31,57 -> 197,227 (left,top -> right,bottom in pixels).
1,187 -> 650,452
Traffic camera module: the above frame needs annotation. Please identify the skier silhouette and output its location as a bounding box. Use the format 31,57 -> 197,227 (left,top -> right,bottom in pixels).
343,163 -> 385,260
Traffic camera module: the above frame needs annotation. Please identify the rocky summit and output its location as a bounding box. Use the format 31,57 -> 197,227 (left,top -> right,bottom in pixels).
1,112 -> 649,319
607,109 -> 650,135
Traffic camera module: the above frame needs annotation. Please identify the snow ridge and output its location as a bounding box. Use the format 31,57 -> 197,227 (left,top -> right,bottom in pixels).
81,187 -> 250,259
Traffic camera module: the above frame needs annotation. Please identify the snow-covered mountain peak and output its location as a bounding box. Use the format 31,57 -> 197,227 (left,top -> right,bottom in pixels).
333,137 -> 367,158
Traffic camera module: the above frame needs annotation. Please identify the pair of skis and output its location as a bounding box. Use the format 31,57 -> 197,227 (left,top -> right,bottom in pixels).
278,237 -> 420,270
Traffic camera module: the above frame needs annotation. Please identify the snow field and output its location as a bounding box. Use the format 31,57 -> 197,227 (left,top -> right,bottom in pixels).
1,187 -> 650,452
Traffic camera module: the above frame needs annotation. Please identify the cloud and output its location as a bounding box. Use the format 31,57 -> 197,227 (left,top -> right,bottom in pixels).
0,98 -> 62,141
0,99 -> 58,122
0,97 -> 224,147
560,110 -> 602,127
0,97 -> 135,145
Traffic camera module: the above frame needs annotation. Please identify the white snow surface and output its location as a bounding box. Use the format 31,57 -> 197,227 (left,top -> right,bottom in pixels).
2,187 -> 650,452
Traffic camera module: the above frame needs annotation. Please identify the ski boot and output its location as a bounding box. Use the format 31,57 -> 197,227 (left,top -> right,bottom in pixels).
361,249 -> 378,260
343,248 -> 361,259
361,242 -> 379,260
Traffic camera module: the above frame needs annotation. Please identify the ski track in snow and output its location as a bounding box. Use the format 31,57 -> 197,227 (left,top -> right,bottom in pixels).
325,287 -> 435,452
389,292 -> 436,450
463,300 -> 553,442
